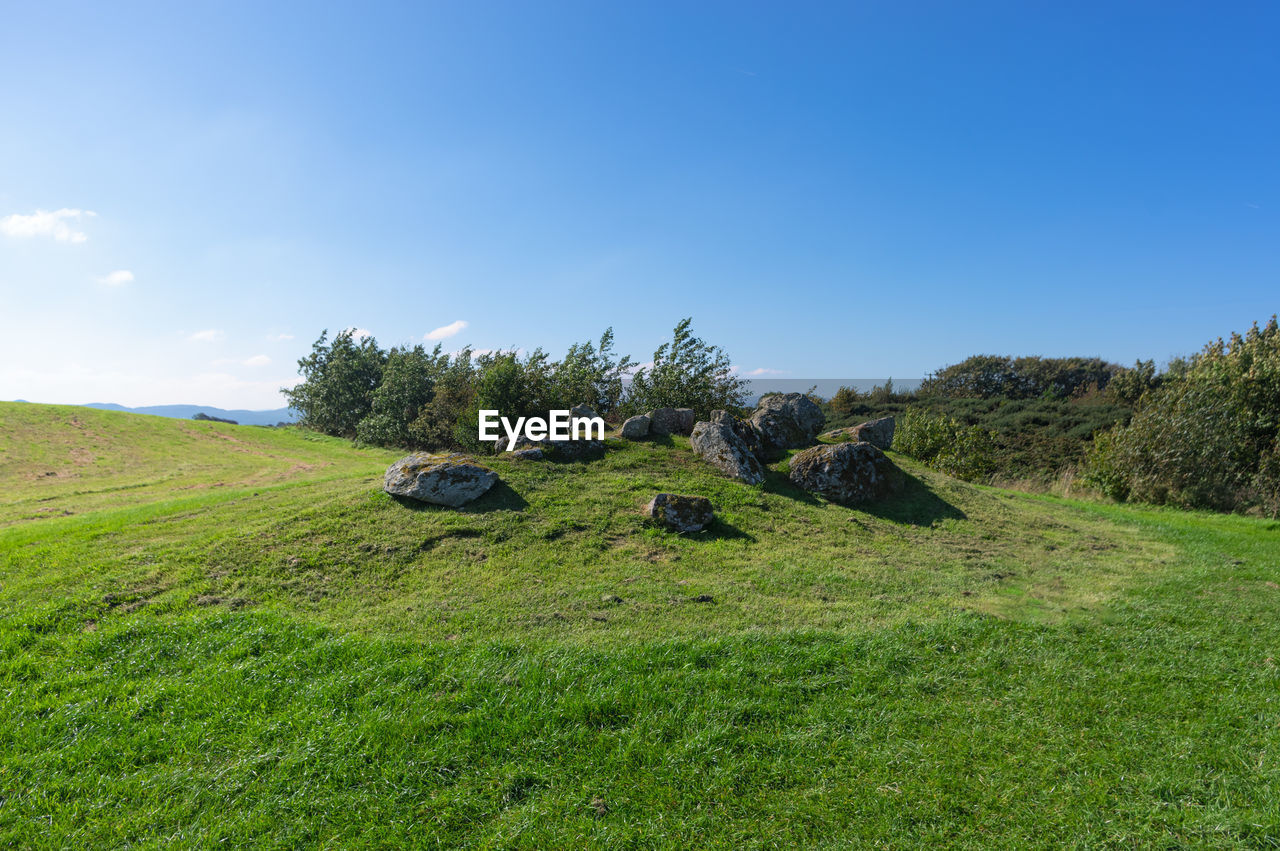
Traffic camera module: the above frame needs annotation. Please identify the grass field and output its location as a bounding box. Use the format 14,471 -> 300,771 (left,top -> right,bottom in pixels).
2,401 -> 1278,847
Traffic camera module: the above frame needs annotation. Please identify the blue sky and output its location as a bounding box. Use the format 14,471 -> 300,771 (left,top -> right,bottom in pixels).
2,1 -> 1276,408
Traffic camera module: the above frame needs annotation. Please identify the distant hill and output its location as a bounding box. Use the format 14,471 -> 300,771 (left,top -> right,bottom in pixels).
80,402 -> 298,426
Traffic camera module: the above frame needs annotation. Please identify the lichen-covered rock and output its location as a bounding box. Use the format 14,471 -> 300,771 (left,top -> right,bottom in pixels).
619,414 -> 650,439
690,420 -> 766,485
511,447 -> 544,460
384,453 -> 499,507
647,407 -> 696,436
823,416 -> 895,450
711,409 -> 763,457
644,493 -> 714,532
787,442 -> 903,504
748,393 -> 825,461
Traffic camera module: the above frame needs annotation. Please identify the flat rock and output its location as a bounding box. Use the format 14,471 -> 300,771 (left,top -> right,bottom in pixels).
644,493 -> 714,532
787,441 -> 904,504
690,420 -> 766,485
384,453 -> 499,507
823,416 -> 895,450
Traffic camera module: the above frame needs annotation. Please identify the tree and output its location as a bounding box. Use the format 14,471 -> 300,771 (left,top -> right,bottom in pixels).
551,328 -> 634,415
284,330 -> 386,438
625,318 -> 748,417
355,344 -> 449,448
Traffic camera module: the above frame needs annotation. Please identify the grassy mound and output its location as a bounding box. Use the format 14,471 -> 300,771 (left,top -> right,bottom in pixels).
2,402 -> 1278,845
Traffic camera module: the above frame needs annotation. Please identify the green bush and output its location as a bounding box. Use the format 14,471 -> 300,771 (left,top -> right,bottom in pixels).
895,408 -> 996,482
1084,316 -> 1280,514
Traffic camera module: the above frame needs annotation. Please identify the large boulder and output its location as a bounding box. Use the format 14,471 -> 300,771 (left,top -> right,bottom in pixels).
748,393 -> 824,461
384,453 -> 499,507
823,416 -> 895,450
648,407 -> 696,436
690,420 -> 766,485
619,414 -> 650,440
787,442 -> 904,504
644,493 -> 714,532
711,409 -> 763,457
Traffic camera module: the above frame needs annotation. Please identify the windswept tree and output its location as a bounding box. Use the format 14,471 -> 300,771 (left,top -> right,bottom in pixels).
284,329 -> 386,438
626,318 -> 747,417
552,327 -> 633,415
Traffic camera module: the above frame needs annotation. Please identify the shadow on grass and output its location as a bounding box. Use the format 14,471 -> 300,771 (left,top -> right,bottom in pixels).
760,471 -> 823,506
390,481 -> 529,514
857,470 -> 966,526
685,519 -> 756,543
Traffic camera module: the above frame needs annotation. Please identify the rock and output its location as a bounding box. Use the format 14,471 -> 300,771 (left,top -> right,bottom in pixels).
495,433 -> 602,461
748,393 -> 825,461
824,416 -> 895,450
545,438 -> 605,461
690,420 -> 766,485
384,453 -> 499,507
648,407 -> 696,436
644,493 -> 714,532
619,414 -> 650,439
711,409 -> 762,457
787,442 -> 904,505
570,403 -> 598,422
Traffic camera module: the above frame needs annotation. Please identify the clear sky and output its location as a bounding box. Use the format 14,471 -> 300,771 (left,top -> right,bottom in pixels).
2,1 -> 1277,408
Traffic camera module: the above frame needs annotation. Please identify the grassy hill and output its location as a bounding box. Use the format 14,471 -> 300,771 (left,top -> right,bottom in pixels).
2,402 -> 1278,846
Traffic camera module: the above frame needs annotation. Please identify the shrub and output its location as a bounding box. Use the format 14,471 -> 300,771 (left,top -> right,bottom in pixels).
1084,316 -> 1280,513
894,408 -> 995,482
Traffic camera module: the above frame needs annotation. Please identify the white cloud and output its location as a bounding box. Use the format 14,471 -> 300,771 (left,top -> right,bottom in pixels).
189,329 -> 225,343
243,354 -> 271,367
268,333 -> 294,341
425,319 -> 468,341
0,208 -> 96,243
744,367 -> 786,376
345,327 -> 372,342
96,269 -> 134,287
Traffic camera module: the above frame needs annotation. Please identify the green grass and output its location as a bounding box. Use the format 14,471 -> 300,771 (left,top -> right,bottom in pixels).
2,402 -> 1279,847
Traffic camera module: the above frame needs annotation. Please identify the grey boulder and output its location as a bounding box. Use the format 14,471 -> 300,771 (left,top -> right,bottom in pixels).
648,407 -> 696,436
644,493 -> 714,533
384,453 -> 499,507
787,441 -> 904,504
619,414 -> 651,439
690,420 -> 766,485
748,393 -> 825,461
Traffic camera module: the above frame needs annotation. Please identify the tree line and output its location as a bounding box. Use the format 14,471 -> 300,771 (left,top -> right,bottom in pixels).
283,319 -> 747,452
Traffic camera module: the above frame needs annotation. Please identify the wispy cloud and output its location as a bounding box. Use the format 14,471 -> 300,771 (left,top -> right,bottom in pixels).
267,333 -> 294,341
243,354 -> 271,367
426,319 -> 468,341
96,269 -> 134,287
189,329 -> 225,343
0,208 -> 96,243
744,367 -> 786,376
